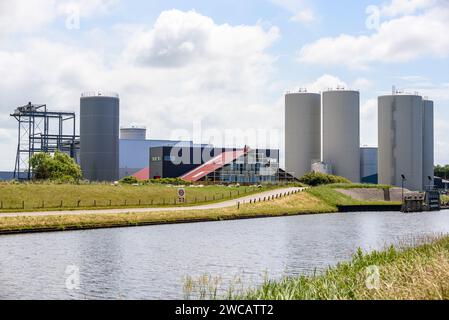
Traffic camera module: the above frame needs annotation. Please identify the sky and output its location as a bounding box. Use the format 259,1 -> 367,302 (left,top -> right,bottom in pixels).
0,0 -> 448,170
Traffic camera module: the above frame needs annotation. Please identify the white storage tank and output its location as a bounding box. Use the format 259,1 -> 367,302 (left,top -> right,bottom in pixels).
120,127 -> 147,140
378,94 -> 423,191
285,92 -> 321,179
80,92 -> 120,182
322,90 -> 360,182
422,99 -> 434,190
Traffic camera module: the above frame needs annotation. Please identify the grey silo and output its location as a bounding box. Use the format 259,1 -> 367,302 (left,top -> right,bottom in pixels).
322,90 -> 361,182
80,93 -> 120,181
120,127 -> 146,140
422,99 -> 434,189
285,92 -> 321,179
378,95 -> 423,191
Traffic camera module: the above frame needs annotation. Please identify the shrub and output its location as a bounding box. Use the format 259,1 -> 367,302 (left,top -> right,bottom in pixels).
146,178 -> 192,186
119,176 -> 139,184
29,151 -> 82,182
299,172 -> 351,186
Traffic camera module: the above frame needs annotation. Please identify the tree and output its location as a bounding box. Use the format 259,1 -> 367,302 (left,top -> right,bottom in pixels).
299,172 -> 351,186
29,151 -> 82,182
435,165 -> 449,180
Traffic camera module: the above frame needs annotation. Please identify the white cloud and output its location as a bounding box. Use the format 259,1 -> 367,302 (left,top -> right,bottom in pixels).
380,0 -> 436,17
290,9 -> 317,24
271,0 -> 318,25
298,2 -> 449,67
0,0 -> 56,35
303,74 -> 348,93
0,0 -> 119,38
124,10 -> 279,68
58,0 -> 118,17
0,10 -> 283,170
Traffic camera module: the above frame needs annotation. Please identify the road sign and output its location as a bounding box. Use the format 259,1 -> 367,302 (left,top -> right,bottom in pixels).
178,188 -> 186,203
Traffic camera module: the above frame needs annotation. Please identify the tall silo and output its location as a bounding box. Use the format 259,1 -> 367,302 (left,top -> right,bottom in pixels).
322,90 -> 360,182
80,92 -> 120,181
422,99 -> 434,189
120,127 -> 147,140
285,92 -> 321,179
378,95 -> 423,191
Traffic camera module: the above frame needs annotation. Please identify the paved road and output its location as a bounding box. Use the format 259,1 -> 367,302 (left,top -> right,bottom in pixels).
0,187 -> 305,218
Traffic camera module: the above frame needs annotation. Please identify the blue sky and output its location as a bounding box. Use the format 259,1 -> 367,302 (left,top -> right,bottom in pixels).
0,0 -> 448,170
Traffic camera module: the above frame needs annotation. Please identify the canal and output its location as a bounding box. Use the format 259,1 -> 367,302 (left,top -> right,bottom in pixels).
1,210 -> 449,299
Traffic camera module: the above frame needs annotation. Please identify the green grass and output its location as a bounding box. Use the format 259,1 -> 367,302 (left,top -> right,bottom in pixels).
184,235 -> 449,300
326,183 -> 392,189
306,186 -> 396,208
0,191 -> 335,233
0,182 -> 278,213
234,235 -> 449,300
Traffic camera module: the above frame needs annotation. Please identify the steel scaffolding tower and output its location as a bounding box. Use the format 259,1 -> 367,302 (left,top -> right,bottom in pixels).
10,102 -> 80,180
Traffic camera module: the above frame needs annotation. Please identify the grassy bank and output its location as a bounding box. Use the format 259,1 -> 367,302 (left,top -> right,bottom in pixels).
230,235 -> 449,300
0,191 -> 334,234
306,186 -> 398,207
0,183 -> 277,213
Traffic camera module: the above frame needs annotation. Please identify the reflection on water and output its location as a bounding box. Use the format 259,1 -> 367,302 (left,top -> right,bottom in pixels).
0,210 -> 449,299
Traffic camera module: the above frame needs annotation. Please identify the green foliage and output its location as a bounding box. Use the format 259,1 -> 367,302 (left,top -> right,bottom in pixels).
29,151 -> 82,182
146,178 -> 192,186
299,172 -> 351,186
119,176 -> 139,184
435,165 -> 449,179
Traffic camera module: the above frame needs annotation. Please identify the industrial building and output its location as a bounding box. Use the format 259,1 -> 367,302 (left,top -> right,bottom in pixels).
149,146 -> 281,183
285,91 -> 321,179
80,92 -> 120,182
378,93 -> 434,191
180,147 -> 281,183
322,90 -> 361,183
119,126 -> 206,179
285,88 -> 361,183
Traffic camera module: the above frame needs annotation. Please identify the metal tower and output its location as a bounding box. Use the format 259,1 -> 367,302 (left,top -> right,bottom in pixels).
10,102 -> 80,180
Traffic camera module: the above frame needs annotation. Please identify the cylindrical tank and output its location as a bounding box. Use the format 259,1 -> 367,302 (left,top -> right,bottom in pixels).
378,95 -> 423,191
422,100 -> 434,189
322,90 -> 360,182
120,127 -> 147,140
80,92 -> 120,181
285,92 -> 321,179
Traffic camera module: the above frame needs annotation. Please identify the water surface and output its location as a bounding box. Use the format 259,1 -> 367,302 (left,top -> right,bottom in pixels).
0,210 -> 448,299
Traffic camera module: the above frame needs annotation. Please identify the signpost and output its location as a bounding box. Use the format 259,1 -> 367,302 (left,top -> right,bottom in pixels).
178,188 -> 186,204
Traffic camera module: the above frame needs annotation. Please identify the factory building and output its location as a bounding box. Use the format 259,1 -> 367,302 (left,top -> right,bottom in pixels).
284,89 -> 361,183
322,90 -> 361,183
360,147 -> 378,184
149,146 -> 217,179
422,100 -> 434,189
180,147 -> 281,183
80,92 -> 120,182
378,94 -> 434,191
119,126 -> 203,179
285,91 -> 321,179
